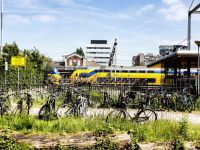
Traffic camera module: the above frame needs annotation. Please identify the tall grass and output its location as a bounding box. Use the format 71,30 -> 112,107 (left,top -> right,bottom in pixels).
1,114 -> 200,143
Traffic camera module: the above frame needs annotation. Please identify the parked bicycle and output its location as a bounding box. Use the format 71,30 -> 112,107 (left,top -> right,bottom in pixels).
12,93 -> 34,115
56,89 -> 88,119
38,93 -> 57,120
160,90 -> 175,111
174,88 -> 194,113
106,100 -> 157,123
0,91 -> 11,118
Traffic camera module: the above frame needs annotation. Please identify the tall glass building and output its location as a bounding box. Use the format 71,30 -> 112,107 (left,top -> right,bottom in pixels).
86,40 -> 111,66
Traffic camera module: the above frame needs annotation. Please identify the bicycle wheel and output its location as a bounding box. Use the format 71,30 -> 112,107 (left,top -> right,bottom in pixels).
77,102 -> 87,117
0,103 -> 3,118
105,97 -> 111,108
184,102 -> 193,113
23,103 -> 31,115
3,105 -> 10,115
38,104 -> 51,120
167,98 -> 175,112
137,109 -> 157,122
12,105 -> 22,116
56,103 -> 74,119
106,109 -> 126,123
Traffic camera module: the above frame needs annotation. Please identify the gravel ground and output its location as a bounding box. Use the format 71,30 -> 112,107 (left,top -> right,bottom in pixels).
27,107 -> 200,124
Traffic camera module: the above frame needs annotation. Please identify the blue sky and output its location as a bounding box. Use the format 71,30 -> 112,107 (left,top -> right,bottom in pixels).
3,0 -> 200,66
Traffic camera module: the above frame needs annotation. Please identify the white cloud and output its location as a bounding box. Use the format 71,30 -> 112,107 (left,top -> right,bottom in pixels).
5,15 -> 31,24
52,0 -> 75,6
162,0 -> 180,5
32,15 -> 56,23
115,13 -> 130,19
137,4 -> 155,14
53,0 -> 101,11
157,0 -> 187,21
6,0 -> 40,9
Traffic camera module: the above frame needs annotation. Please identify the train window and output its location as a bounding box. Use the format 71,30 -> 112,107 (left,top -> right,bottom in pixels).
130,70 -> 137,73
122,70 -> 128,73
146,78 -> 156,83
104,70 -> 110,72
116,70 -> 119,73
95,70 -> 98,72
147,71 -> 154,73
76,73 -> 78,76
139,70 -> 145,73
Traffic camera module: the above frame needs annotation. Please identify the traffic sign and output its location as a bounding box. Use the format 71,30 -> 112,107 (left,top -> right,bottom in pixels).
11,57 -> 26,66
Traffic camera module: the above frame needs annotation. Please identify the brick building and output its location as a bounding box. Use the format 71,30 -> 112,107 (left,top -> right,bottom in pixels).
65,52 -> 86,67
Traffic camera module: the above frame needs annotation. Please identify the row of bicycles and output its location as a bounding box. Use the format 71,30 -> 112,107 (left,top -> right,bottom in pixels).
38,88 -> 98,120
141,87 -> 195,113
0,85 -> 195,124
0,87 -> 97,119
0,86 -> 158,124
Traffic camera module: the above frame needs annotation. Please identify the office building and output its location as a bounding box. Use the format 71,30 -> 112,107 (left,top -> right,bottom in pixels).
159,45 -> 188,56
86,40 -> 111,66
132,53 -> 162,66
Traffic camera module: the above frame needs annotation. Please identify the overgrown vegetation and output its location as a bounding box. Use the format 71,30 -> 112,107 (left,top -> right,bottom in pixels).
0,112 -> 200,149
0,42 -> 53,87
0,126 -> 33,150
0,114 -> 200,143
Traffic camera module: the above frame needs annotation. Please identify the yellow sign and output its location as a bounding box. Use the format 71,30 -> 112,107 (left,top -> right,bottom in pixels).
11,57 -> 26,66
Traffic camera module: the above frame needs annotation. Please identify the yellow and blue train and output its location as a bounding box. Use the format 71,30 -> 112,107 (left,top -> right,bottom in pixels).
69,67 -> 197,86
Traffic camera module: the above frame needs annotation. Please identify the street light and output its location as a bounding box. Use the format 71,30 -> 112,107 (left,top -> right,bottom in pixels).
2,52 -> 8,87
0,0 -> 3,57
195,41 -> 200,95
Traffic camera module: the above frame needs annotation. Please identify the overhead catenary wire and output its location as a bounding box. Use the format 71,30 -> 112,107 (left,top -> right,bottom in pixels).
177,31 -> 200,50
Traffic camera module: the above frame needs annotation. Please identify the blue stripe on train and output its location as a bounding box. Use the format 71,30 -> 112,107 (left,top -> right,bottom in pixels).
78,69 -> 197,78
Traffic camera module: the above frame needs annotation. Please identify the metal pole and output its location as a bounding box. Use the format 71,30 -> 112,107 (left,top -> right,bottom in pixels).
1,0 -> 3,56
187,11 -> 191,50
115,39 -> 117,83
121,68 -> 122,91
18,66 -> 19,93
198,46 -> 199,95
30,73 -> 32,88
4,57 -> 6,86
128,75 -> 130,91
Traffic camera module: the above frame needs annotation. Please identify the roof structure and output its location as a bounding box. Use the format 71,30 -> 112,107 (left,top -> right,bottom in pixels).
65,52 -> 84,58
147,50 -> 199,69
86,61 -> 100,67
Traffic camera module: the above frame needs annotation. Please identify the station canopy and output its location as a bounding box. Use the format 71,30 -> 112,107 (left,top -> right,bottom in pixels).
147,50 -> 199,69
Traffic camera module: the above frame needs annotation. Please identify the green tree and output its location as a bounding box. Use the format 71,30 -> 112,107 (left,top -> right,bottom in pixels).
139,61 -> 145,66
0,42 -> 53,86
76,47 -> 85,56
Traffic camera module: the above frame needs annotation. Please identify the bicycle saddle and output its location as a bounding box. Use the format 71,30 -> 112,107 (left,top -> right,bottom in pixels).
187,93 -> 191,96
27,93 -> 32,97
81,93 -> 86,96
51,94 -> 56,97
74,89 -> 80,94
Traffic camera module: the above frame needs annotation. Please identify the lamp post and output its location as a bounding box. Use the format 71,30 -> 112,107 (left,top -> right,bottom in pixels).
120,65 -> 123,92
195,41 -> 200,95
0,0 -> 3,57
2,52 -> 8,87
34,65 -> 38,88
